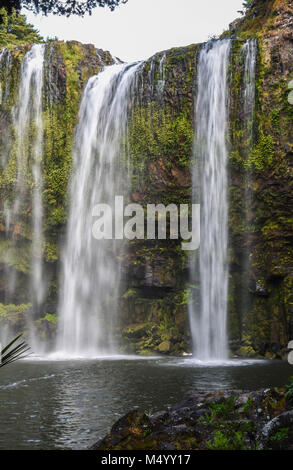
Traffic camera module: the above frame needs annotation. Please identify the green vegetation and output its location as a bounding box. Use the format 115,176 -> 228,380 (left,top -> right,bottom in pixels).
199,397 -> 237,423
128,104 -> 193,192
207,430 -> 249,450
36,313 -> 58,325
242,0 -> 254,10
0,8 -> 43,47
0,302 -> 31,319
284,377 -> 293,402
269,427 -> 289,443
197,396 -> 258,450
244,133 -> 274,171
129,106 -> 193,165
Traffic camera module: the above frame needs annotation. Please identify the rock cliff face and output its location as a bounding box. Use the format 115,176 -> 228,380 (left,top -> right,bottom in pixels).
120,0 -> 293,358
225,0 -> 293,358
0,0 -> 292,357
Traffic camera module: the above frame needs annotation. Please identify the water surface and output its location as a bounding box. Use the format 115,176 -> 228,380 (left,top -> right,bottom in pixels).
0,357 -> 291,450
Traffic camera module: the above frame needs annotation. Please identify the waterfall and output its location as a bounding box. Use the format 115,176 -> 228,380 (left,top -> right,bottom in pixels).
2,44 -> 45,345
0,48 -> 12,166
0,48 -> 13,344
15,45 -> 45,314
242,38 -> 257,143
189,40 -> 231,360
0,48 -> 6,105
156,52 -> 166,99
148,58 -> 156,97
56,62 -> 141,357
240,39 -> 257,317
31,47 -> 45,311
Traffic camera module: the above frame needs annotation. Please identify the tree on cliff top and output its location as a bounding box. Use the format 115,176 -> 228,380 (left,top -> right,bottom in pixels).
0,0 -> 128,16
242,0 -> 268,10
242,0 -> 254,8
0,7 -> 43,46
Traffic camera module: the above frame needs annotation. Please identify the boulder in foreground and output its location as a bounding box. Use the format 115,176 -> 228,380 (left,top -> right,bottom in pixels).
91,388 -> 293,450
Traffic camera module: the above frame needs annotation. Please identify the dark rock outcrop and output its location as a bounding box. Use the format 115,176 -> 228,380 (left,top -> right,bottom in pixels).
91,388 -> 293,450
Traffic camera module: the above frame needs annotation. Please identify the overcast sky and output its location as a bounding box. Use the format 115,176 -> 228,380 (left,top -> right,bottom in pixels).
24,0 -> 244,62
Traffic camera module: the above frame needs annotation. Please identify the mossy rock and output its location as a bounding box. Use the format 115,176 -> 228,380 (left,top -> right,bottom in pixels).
157,340 -> 171,353
122,322 -> 150,339
237,345 -> 257,357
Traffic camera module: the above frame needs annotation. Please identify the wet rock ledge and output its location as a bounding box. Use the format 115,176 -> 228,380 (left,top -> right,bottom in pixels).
91,388 -> 293,450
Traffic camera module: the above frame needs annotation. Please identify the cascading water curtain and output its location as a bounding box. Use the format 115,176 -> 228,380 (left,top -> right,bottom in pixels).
56,62 -> 141,357
189,40 -> 231,361
1,44 -> 46,349
242,38 -> 257,144
240,38 -> 257,319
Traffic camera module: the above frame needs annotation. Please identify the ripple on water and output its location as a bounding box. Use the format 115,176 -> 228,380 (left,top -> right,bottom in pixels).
160,357 -> 268,368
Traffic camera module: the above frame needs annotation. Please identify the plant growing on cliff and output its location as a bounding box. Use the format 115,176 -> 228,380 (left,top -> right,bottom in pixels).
269,427 -> 289,444
36,313 -> 58,325
284,376 -> 293,402
207,430 -> 248,450
0,302 -> 32,319
244,133 -> 274,171
242,0 -> 254,10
